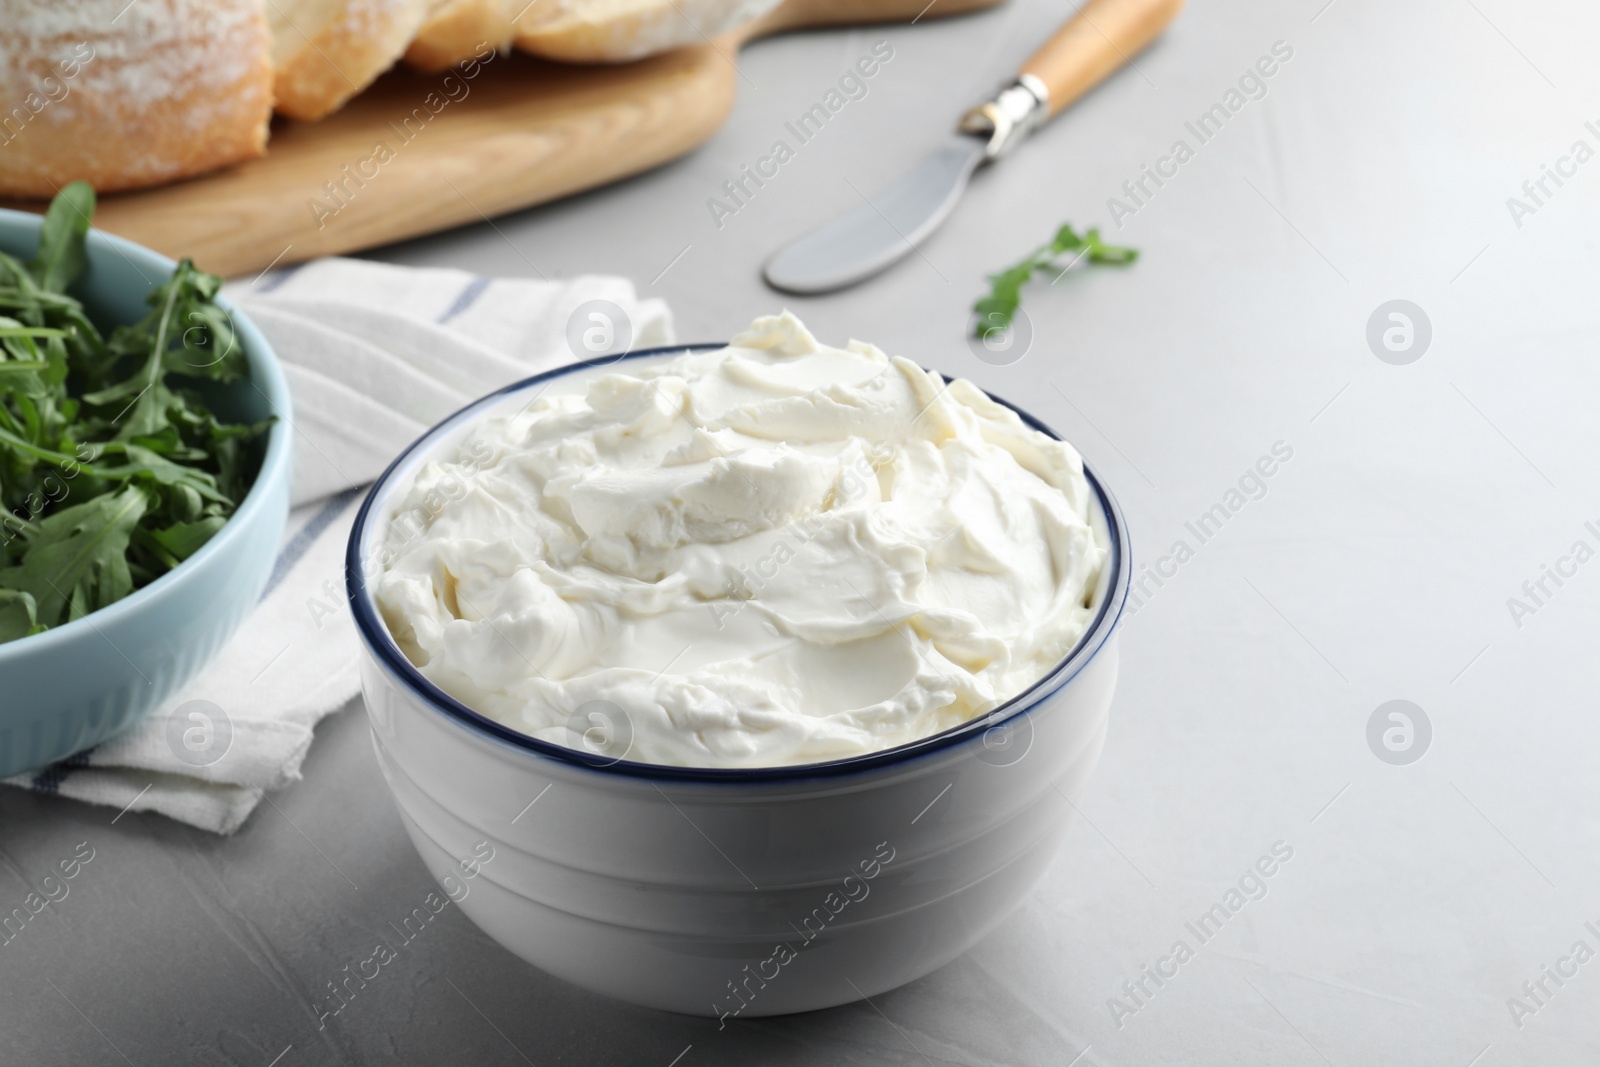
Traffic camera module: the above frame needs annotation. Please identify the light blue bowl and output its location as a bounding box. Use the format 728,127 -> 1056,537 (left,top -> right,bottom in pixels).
0,211 -> 292,780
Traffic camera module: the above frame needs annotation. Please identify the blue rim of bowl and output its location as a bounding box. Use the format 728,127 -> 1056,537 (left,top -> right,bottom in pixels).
346,343 -> 1131,782
0,208 -> 293,662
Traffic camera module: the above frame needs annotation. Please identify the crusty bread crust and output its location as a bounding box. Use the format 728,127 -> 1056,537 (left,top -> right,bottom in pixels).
274,0 -> 432,122
512,0 -> 784,63
0,0 -> 816,200
404,0 -> 513,74
0,0 -> 273,198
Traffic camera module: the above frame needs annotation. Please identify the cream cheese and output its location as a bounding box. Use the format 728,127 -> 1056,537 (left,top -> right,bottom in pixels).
376,313 -> 1107,768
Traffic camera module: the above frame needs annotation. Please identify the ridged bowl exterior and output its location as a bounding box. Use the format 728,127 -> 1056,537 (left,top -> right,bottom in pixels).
0,211 -> 292,780
348,348 -> 1130,1016
362,640 -> 1117,1016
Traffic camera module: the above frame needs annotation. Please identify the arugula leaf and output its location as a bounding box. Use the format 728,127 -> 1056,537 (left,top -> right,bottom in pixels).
0,185 -> 268,643
29,181 -> 95,294
0,589 -> 40,642
0,318 -> 68,402
145,517 -> 228,565
0,486 -> 147,628
83,260 -> 244,442
973,223 -> 1139,336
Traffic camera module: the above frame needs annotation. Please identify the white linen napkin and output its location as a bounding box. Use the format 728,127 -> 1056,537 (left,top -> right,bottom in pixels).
4,258 -> 672,833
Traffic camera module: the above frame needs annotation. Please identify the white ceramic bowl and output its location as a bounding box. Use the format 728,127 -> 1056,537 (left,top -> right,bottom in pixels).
347,346 -> 1131,1017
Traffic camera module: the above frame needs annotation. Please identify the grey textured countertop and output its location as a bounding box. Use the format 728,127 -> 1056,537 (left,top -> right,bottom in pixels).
6,0 -> 1600,1063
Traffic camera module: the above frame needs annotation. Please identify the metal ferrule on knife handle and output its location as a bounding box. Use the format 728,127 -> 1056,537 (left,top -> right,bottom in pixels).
958,74 -> 1051,160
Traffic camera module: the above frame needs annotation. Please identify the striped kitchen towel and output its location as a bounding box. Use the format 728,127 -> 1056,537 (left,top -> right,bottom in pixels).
5,258 -> 672,833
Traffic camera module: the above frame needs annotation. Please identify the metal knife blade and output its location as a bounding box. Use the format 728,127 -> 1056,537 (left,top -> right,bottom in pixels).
762,135 -> 986,295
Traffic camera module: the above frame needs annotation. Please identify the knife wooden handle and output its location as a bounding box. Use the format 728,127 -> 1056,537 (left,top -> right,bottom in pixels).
1021,0 -> 1185,118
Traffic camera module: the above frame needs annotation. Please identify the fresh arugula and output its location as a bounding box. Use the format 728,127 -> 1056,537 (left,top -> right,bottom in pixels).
973,223 -> 1138,336
0,182 -> 268,643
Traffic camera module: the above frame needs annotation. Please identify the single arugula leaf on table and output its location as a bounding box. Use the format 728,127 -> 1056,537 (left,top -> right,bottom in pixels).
973,223 -> 1139,338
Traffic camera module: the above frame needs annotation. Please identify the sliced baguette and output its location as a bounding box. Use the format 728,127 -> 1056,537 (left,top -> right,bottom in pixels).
0,0 -> 273,198
271,0 -> 431,121
512,0 -> 783,63
404,0 -> 514,73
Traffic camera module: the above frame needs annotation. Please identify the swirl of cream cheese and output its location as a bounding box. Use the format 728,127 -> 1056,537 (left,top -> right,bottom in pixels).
376,312 -> 1107,768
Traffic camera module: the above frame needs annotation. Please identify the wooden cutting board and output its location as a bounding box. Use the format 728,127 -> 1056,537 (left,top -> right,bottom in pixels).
5,0 -> 999,278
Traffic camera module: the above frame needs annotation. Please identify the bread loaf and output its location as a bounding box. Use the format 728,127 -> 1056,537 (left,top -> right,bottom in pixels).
512,0 -> 784,62
0,0 -> 273,197
405,0 -> 514,73
271,0 -> 431,121
0,0 -> 806,200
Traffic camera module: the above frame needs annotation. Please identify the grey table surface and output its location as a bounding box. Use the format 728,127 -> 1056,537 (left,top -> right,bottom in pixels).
5,0 -> 1600,1063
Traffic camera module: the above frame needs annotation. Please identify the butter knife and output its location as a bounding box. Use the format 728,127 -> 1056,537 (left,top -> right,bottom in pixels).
763,0 -> 1185,294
